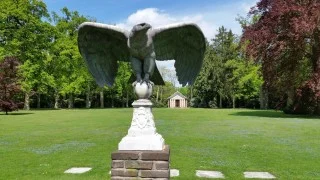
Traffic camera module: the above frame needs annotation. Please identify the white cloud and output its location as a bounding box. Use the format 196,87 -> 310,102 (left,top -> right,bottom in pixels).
115,1 -> 259,86
115,0 -> 259,41
116,8 -> 216,41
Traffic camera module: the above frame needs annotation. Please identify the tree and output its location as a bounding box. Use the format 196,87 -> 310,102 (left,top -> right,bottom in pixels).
114,62 -> 133,107
0,57 -> 22,115
242,0 -> 320,114
50,7 -> 92,108
225,59 -> 263,108
193,41 -> 217,107
214,28 -> 240,107
194,27 -> 237,108
193,26 -> 263,108
159,82 -> 176,106
0,0 -> 54,110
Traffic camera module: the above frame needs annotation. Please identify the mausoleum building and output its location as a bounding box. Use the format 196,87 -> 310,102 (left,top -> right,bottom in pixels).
167,91 -> 188,108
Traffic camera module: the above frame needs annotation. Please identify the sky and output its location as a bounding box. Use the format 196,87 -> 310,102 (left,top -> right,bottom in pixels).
44,0 -> 259,40
43,0 -> 259,85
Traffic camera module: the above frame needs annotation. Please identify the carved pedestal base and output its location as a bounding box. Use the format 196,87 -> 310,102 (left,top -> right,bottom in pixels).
118,99 -> 165,151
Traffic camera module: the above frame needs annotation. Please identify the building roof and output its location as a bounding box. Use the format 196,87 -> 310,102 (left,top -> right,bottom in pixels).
167,91 -> 187,99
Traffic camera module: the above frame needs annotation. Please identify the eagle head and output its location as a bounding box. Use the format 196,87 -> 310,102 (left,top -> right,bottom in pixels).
132,23 -> 152,33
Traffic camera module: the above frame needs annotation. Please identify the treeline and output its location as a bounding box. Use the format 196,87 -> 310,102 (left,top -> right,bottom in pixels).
0,0 -> 180,109
0,0 -> 261,110
2,0 -> 319,115
190,27 -> 262,108
0,1 -> 141,109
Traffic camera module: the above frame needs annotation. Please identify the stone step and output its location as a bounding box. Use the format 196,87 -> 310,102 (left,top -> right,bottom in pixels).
244,172 -> 276,179
196,170 -> 225,179
64,167 -> 92,174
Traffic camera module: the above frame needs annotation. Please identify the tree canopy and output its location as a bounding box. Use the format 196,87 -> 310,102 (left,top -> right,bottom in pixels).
2,0 -> 319,113
0,56 -> 22,114
193,26 -> 262,108
242,0 -> 320,114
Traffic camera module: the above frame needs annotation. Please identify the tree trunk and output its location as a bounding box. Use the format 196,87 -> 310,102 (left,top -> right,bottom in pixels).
259,86 -> 264,109
68,94 -> 73,109
5,110 -> 8,115
100,90 -> 104,108
86,85 -> 91,108
232,96 -> 235,109
216,94 -> 219,108
312,30 -> 320,72
86,92 -> 91,108
111,92 -> 114,108
37,93 -> 41,109
265,89 -> 269,109
312,30 -> 320,114
260,86 -> 269,109
156,86 -> 159,102
54,91 -> 59,109
24,92 -> 30,110
94,93 -> 98,107
286,87 -> 295,108
160,87 -> 163,102
219,94 -> 222,108
190,86 -> 193,99
126,90 -> 129,108
63,95 -> 66,108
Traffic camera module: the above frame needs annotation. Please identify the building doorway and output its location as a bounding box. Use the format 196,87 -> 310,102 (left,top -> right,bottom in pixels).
175,99 -> 180,107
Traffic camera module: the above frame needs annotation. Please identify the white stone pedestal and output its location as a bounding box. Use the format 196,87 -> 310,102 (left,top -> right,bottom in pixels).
118,99 -> 165,150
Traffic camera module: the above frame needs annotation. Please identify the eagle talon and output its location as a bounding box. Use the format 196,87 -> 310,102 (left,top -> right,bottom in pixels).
143,80 -> 154,88
132,80 -> 153,88
132,79 -> 141,87
149,81 -> 154,87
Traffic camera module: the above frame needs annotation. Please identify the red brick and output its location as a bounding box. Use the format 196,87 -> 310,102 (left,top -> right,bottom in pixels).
140,146 -> 170,161
125,160 -> 153,169
140,170 -> 169,178
112,160 -> 124,168
111,177 -> 153,180
154,161 -> 169,170
112,151 -> 140,160
111,169 -> 138,177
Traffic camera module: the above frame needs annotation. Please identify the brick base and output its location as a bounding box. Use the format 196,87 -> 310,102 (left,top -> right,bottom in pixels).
111,145 -> 170,180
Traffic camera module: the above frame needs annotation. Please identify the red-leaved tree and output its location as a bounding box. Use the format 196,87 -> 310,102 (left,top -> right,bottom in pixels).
0,56 -> 22,115
242,0 -> 320,114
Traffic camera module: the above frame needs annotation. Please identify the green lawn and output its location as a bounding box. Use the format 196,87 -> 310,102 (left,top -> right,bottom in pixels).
0,108 -> 319,179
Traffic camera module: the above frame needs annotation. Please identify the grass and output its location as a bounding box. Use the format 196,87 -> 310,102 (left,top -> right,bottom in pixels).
0,108 -> 319,179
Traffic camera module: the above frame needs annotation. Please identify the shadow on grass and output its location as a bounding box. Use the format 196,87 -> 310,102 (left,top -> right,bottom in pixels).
30,108 -> 132,110
29,108 -> 62,111
0,112 -> 34,116
230,110 -> 319,119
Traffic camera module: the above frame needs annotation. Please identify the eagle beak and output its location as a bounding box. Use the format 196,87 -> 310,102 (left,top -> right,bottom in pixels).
132,23 -> 151,33
139,23 -> 151,30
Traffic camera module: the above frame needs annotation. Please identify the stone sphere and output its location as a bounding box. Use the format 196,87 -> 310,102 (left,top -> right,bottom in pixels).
134,82 -> 152,99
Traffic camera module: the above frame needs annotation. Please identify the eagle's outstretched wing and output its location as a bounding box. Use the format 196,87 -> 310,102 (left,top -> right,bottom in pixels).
152,23 -> 206,86
78,22 -> 130,87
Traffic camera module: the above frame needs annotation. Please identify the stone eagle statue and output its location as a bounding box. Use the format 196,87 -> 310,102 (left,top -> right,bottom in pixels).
78,22 -> 205,87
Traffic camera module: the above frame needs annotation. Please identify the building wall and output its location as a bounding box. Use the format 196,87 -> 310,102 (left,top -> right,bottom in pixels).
168,95 -> 187,108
